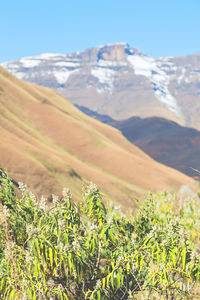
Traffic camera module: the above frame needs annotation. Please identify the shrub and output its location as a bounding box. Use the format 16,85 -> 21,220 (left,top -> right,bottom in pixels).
0,171 -> 200,299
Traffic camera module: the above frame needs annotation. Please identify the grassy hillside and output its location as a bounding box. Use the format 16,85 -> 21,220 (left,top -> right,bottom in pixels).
1,171 -> 200,299
0,67 -> 197,208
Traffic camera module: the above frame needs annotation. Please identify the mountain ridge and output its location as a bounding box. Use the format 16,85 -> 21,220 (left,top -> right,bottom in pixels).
2,43 -> 200,129
75,104 -> 200,178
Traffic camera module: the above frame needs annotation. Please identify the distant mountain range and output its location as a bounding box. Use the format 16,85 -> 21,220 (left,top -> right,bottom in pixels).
1,67 -> 195,208
75,105 -> 200,178
2,43 -> 200,130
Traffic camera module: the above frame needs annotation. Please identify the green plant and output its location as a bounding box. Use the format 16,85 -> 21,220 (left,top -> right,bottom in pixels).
0,171 -> 200,299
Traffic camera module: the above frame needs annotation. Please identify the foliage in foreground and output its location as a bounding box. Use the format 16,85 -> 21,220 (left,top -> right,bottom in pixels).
0,172 -> 200,299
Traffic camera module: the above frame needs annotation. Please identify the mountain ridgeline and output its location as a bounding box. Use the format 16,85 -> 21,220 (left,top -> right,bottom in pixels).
3,43 -> 200,130
75,105 -> 200,178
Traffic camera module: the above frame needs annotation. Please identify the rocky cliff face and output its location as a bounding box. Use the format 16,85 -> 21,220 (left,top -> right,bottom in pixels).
2,43 -> 200,129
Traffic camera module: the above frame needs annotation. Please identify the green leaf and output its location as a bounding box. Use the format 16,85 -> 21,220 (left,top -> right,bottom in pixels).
63,292 -> 69,299
49,247 -> 53,268
9,289 -> 16,300
85,290 -> 92,299
127,263 -> 130,274
182,247 -> 186,271
139,256 -> 144,272
42,244 -> 47,262
33,259 -> 38,279
97,290 -> 101,300
116,272 -> 121,291
107,273 -> 112,288
0,278 -> 4,291
102,277 -> 106,289
110,273 -> 114,290
34,238 -> 40,257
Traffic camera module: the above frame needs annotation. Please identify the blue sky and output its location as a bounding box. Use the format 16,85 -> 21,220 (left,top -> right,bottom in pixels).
1,0 -> 200,62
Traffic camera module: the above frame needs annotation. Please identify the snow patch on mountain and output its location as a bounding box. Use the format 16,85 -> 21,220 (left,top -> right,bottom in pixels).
37,53 -> 67,60
52,69 -> 79,85
19,57 -> 42,68
91,67 -> 115,93
54,61 -> 80,68
177,68 -> 186,84
97,59 -> 127,67
2,53 -> 81,85
1,62 -> 26,80
127,54 -> 181,116
13,72 -> 26,80
2,63 -> 18,70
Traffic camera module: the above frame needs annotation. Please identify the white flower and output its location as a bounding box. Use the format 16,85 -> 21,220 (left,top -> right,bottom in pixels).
47,278 -> 55,288
64,244 -> 70,252
29,191 -> 37,203
84,182 -> 98,197
95,279 -> 102,290
25,252 -> 34,264
72,240 -> 81,252
58,219 -> 66,230
2,205 -> 9,217
62,187 -> 72,199
52,194 -> 59,204
57,283 -> 63,291
26,224 -> 37,236
18,182 -> 28,196
40,195 -> 47,210
117,256 -> 123,264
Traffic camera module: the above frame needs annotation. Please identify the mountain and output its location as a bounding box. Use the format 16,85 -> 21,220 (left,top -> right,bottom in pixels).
75,105 -> 200,178
2,43 -> 200,130
113,117 -> 200,179
0,67 -> 196,208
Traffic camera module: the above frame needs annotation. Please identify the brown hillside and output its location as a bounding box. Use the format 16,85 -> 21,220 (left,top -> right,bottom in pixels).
0,67 -> 196,208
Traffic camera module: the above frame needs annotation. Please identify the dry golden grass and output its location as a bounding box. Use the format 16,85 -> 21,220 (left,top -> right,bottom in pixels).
0,67 -> 197,209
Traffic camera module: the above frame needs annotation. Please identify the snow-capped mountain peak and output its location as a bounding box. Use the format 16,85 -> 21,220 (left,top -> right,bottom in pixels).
2,43 -> 200,128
